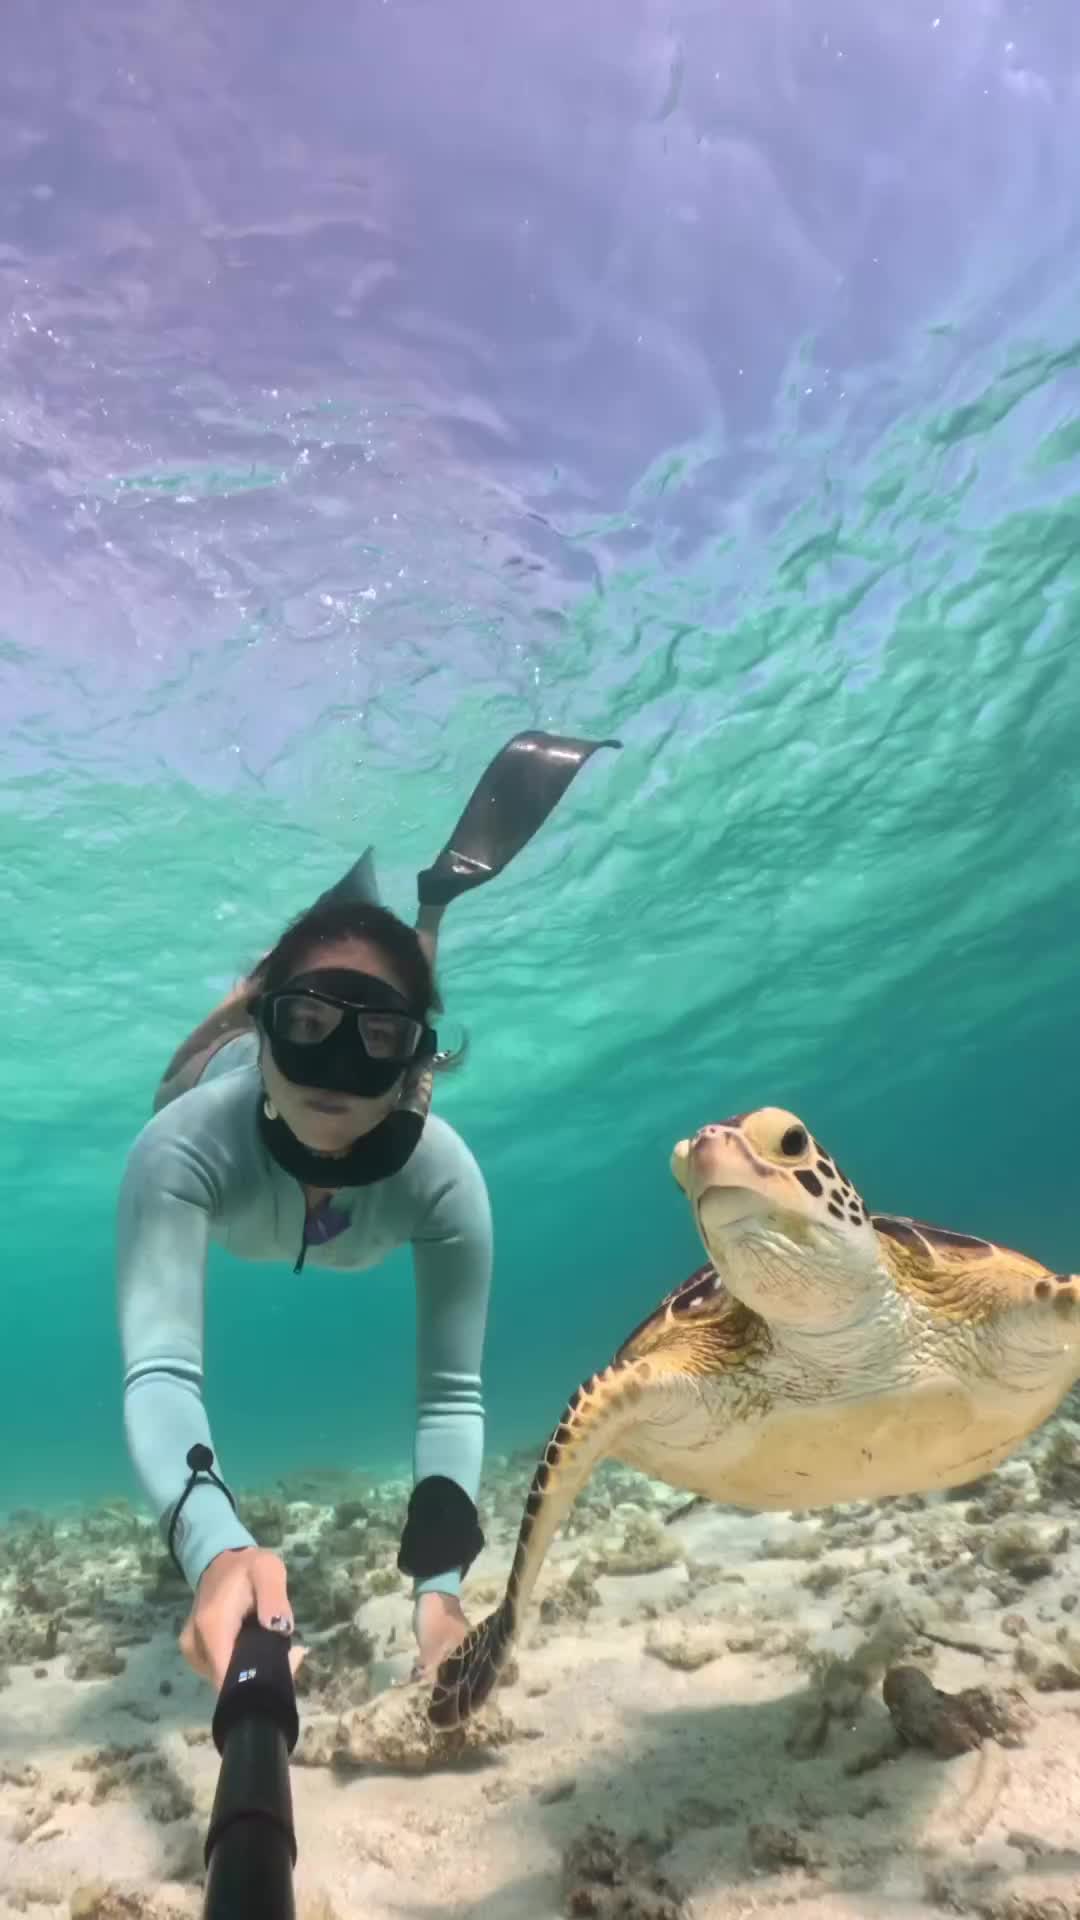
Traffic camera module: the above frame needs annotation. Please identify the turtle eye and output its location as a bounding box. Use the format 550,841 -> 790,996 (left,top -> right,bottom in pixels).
780,1125 -> 808,1158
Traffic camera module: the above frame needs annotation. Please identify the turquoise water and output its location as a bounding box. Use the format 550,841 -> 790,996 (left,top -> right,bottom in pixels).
4,3 -> 1080,1543
8,308 -> 1080,1521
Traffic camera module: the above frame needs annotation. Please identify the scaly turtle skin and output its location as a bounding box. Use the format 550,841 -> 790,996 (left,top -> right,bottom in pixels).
428,1106 -> 1080,1729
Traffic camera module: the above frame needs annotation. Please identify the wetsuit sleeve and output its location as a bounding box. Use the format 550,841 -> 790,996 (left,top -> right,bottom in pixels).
410,1133 -> 493,1598
116,1126 -> 257,1589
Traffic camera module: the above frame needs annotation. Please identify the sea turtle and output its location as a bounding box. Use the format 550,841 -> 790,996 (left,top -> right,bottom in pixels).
427,1105 -> 1080,1729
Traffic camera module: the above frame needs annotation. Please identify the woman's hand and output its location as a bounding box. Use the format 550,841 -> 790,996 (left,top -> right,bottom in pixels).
411,1591 -> 470,1681
179,1546 -> 305,1692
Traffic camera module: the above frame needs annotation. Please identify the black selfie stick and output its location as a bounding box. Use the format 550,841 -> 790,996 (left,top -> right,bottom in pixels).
202,1618 -> 300,1920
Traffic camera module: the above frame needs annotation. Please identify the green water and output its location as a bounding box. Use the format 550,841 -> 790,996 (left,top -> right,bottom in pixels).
7,323 -> 1080,1522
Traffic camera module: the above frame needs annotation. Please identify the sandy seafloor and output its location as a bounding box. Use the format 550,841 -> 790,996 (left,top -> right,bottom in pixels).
7,1410 -> 1080,1920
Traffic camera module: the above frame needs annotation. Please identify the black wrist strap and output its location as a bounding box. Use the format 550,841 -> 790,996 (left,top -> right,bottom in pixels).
397,1473 -> 485,1582
167,1444 -> 237,1577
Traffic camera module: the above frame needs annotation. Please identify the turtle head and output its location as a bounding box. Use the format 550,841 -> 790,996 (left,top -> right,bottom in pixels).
671,1107 -> 881,1332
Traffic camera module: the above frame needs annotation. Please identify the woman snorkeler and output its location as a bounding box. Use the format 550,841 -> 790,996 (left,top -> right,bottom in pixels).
116,731 -> 618,1692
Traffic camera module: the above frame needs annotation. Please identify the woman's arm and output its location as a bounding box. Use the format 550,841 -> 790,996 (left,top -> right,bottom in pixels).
116,1126 -> 257,1586
409,1133 -> 494,1599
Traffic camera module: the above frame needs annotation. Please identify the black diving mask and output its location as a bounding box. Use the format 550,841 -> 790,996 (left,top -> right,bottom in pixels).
255,967 -> 437,1099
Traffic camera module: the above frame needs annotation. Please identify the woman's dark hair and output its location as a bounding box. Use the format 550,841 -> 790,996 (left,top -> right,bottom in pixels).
244,899 -> 466,1073
245,899 -> 443,1014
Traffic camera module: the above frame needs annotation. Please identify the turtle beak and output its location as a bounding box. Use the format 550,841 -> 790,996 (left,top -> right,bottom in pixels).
670,1138 -> 692,1192
683,1124 -> 742,1194
697,1185 -> 769,1236
681,1127 -> 770,1239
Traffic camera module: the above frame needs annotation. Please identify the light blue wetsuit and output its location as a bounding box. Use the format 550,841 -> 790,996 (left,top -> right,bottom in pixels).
116,1035 -> 492,1599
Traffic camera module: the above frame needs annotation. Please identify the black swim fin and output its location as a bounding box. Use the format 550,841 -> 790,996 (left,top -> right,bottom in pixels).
416,730 -> 621,909
311,845 -> 383,912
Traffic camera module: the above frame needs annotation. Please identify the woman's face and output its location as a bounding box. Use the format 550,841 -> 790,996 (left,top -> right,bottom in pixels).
259,935 -> 413,1154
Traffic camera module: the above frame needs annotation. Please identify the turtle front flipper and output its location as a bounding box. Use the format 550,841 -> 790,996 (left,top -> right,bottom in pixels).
427,1359 -> 644,1730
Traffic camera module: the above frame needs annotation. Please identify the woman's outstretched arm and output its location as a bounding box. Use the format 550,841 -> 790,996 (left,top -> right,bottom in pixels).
406,1124 -> 493,1669
116,1122 -> 258,1581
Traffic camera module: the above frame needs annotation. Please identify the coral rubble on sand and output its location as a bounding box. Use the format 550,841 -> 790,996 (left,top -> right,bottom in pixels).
7,1416 -> 1080,1914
